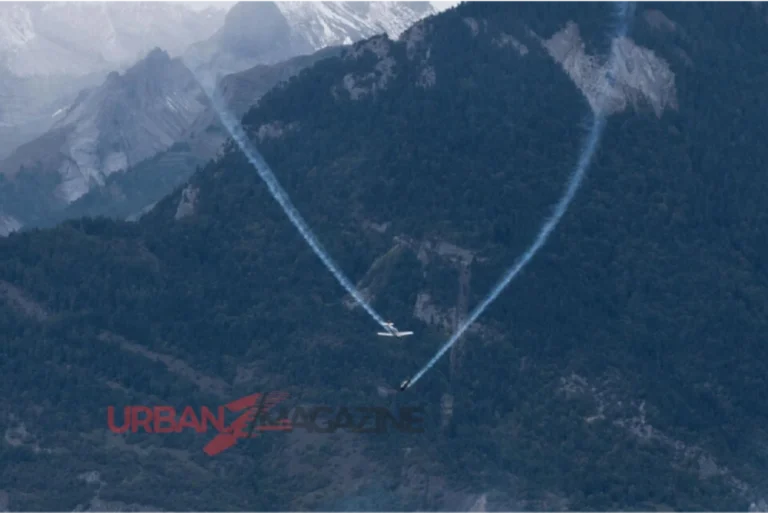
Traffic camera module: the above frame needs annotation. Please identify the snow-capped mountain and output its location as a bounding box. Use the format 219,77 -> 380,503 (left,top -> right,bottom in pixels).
0,4 -> 34,55
0,2 -> 231,78
1,48 -> 209,204
0,1 -> 438,232
184,1 -> 436,90
0,2 -> 231,159
276,2 -> 435,49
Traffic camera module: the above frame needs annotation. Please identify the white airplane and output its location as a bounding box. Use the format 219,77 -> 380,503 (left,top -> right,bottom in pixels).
377,322 -> 414,338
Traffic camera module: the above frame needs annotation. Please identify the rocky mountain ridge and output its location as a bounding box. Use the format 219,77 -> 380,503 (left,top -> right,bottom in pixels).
0,2 -> 231,158
184,1 -> 436,90
1,48 -> 208,205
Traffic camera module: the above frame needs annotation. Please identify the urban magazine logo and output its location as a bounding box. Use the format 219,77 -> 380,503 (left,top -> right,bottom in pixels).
107,391 -> 425,456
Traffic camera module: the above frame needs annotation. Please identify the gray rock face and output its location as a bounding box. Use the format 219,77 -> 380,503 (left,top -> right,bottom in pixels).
1,48 -> 209,203
6,44 -> 347,230
174,184 -> 199,220
0,214 -> 21,236
0,2 -> 231,157
540,21 -> 678,118
0,67 -> 101,160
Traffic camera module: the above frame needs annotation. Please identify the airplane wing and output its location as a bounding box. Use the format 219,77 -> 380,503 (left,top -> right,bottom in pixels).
377,332 -> 395,337
398,331 -> 414,336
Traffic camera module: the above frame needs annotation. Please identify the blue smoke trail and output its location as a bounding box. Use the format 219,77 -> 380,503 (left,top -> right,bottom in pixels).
204,87 -> 389,328
407,2 -> 636,388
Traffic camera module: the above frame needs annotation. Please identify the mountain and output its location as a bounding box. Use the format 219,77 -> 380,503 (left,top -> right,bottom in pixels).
182,45 -> 345,161
0,2 -> 232,158
0,2 -> 437,233
0,67 -> 102,160
0,48 -> 210,226
184,1 -> 436,90
54,46 -> 344,225
0,2 -> 231,79
3,1 -> 768,510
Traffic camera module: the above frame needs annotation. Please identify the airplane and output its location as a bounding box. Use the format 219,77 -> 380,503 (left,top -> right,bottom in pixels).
377,322 -> 414,338
399,379 -> 411,392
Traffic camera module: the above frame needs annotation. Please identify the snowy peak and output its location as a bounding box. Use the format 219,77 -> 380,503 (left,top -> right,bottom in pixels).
184,1 -> 435,88
275,2 -> 436,50
365,2 -> 437,39
0,3 -> 35,54
0,2 -> 231,78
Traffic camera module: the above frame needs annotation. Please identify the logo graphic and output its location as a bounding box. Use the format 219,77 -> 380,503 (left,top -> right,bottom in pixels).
203,391 -> 291,456
107,390 -> 425,456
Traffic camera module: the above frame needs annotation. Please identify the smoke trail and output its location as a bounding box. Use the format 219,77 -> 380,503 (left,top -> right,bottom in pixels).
407,2 -> 635,388
202,85 -> 388,328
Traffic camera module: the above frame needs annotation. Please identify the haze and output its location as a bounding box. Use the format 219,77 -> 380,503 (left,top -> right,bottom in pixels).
166,0 -> 459,11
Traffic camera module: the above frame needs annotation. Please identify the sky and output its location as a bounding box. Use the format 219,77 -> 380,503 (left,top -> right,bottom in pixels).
166,0 -> 459,11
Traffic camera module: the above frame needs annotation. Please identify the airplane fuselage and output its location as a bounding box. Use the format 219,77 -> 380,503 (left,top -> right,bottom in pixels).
377,322 -> 413,338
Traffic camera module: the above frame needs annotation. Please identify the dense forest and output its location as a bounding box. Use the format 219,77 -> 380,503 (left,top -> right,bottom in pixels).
2,1 -> 768,510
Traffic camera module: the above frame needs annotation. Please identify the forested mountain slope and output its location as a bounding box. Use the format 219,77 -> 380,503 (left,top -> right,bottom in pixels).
2,2 -> 768,510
